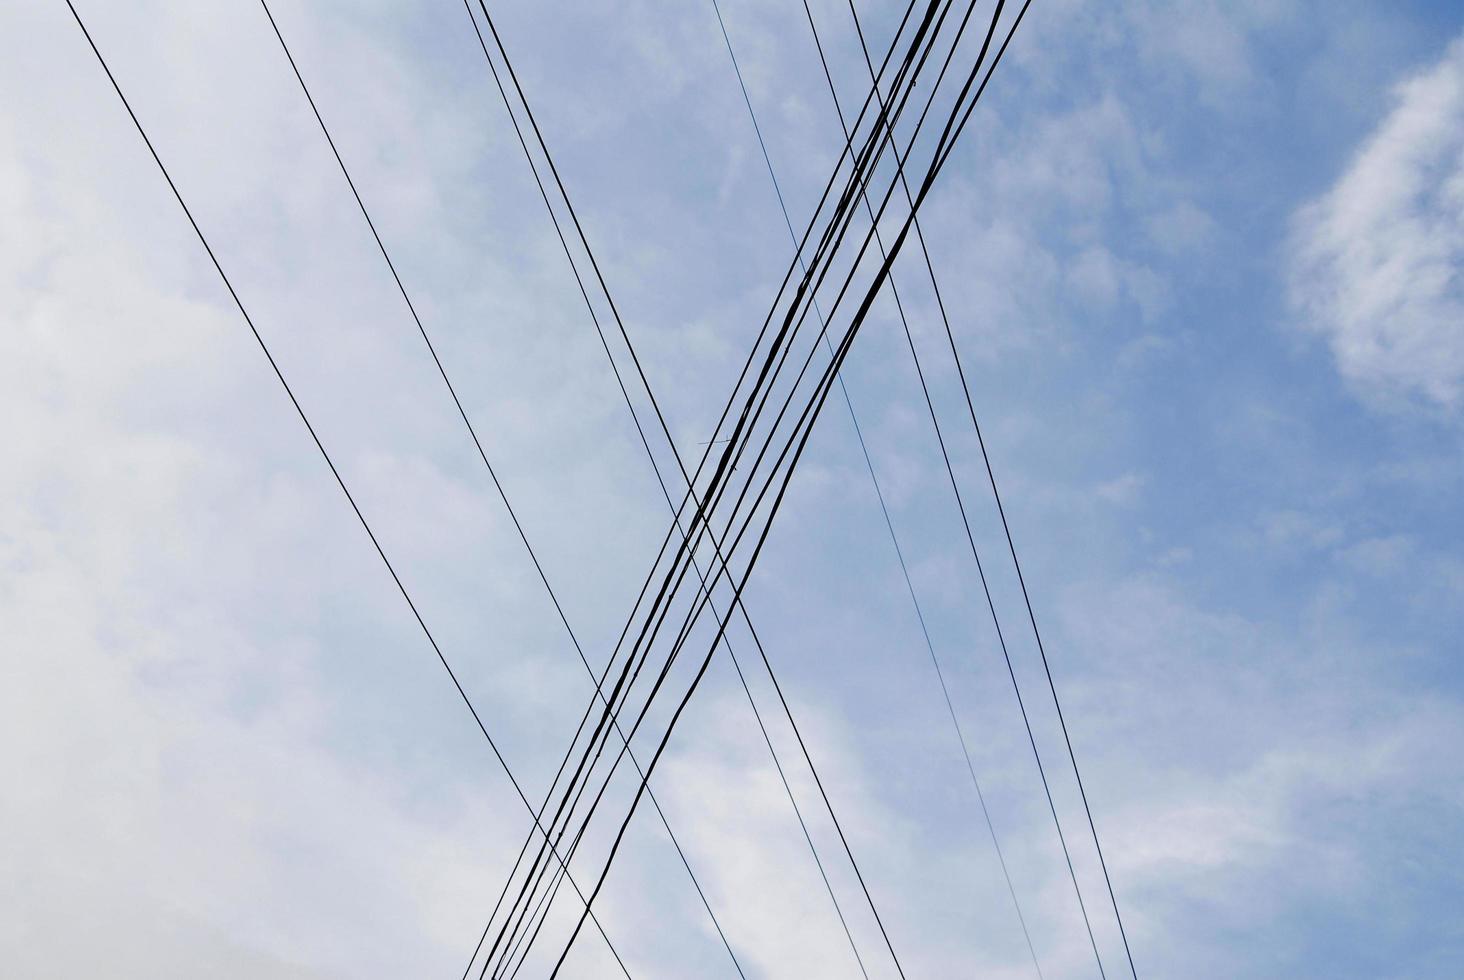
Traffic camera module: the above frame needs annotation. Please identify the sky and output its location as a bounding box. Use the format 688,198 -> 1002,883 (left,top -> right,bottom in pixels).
2,1 -> 1463,977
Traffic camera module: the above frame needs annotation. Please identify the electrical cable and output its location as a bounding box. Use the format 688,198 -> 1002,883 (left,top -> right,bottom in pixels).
456,1 -> 948,972
537,3 -> 1036,971
839,2 -> 1138,976
713,0 -> 1046,974
58,2 -> 632,975
252,6 -> 747,977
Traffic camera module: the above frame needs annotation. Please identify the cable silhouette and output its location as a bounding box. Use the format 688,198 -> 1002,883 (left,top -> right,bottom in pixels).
248,5 -> 750,977
710,0 -> 1048,975
474,5 -> 1013,972
68,2 -> 1128,977
531,3 -> 1040,972
57,2 -> 633,975
837,1 -> 1138,976
486,1 -> 966,972
454,2 -> 948,973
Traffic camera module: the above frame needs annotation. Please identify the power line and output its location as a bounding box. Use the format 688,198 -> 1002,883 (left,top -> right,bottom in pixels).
513,4 -> 973,971
450,1 -> 1023,971
248,4 -> 749,976
709,2 -> 1047,976
58,3 -> 631,977
454,2 -> 941,972
838,1 -> 1139,976
535,2 -> 1040,971
831,2 -> 1115,976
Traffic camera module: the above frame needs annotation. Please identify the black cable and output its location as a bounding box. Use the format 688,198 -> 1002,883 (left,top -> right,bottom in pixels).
449,7 -> 775,973
799,0 -> 1059,973
456,0 -> 936,966
808,4 -> 1112,977
57,3 -> 632,975
839,3 -> 1138,978
542,3 -> 1034,971
491,3 -> 1007,966
521,1 -> 966,960
522,0 -> 984,945
250,6 -> 746,977
451,3 -> 796,971
870,2 -> 1142,971
720,0 -> 1047,973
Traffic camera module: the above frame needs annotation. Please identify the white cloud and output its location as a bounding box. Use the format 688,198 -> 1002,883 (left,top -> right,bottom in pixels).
6,1 -> 1464,976
1290,34 -> 1464,411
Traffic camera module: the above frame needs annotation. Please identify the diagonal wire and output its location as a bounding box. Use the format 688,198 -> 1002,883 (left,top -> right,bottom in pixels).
840,0 -> 1137,974
251,4 -> 749,978
538,1 -> 1037,971
455,2 -> 932,973
58,2 -> 631,976
707,5 -> 1046,976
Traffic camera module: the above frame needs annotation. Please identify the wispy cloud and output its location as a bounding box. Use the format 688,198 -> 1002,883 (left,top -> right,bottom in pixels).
1290,34 -> 1464,412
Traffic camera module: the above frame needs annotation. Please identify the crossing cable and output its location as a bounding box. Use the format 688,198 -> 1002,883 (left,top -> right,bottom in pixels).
458,1 -> 872,956
488,3 -> 948,966
526,3 -> 1037,969
493,1 -> 966,974
510,7 -> 1002,962
492,4 -> 1015,966
497,5 -> 960,972
837,2 -> 1137,976
456,0 -> 936,966
449,3 -> 846,972
539,4 -> 1036,971
452,0 -> 826,968
250,5 -> 745,978
712,0 -> 1045,975
513,0 -> 949,851
815,6 -> 1098,976
56,2 -> 634,975
702,5 -> 1083,972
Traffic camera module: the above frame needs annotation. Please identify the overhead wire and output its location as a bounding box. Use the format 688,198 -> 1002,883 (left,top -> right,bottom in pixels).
450,3 -> 866,972
838,1 -> 1138,976
488,1 -> 960,972
711,0 -> 1045,974
533,3 -> 1040,972
57,2 -> 634,975
250,4 -> 746,978
469,1 -> 1029,971
68,1 -> 1129,976
454,1 -> 944,972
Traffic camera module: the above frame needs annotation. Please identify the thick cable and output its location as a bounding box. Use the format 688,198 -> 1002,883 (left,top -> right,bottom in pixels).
541,4 -> 1034,970
456,0 -> 936,966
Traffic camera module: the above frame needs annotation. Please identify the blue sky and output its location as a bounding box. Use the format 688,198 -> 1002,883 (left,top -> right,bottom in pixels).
3,1 -> 1463,977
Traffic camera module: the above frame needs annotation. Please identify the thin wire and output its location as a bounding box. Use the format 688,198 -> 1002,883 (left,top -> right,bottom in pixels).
542,2 -> 1036,970
792,0 -> 1055,973
710,2 -> 1046,976
840,1 -> 1138,976
248,5 -> 749,977
516,5 -> 966,968
457,2 -> 926,972
484,1 -> 1012,969
57,3 -> 630,977
528,2 -> 968,967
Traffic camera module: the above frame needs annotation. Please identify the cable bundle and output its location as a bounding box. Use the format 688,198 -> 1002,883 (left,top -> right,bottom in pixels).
461,2 -> 1038,975
61,0 -> 1146,976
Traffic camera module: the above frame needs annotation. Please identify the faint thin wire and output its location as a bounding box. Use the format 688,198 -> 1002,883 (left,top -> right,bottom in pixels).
709,3 -> 1046,976
541,2 -> 1039,971
458,1 -> 920,972
59,2 -> 630,975
840,1 -> 1136,976
252,6 -> 745,978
